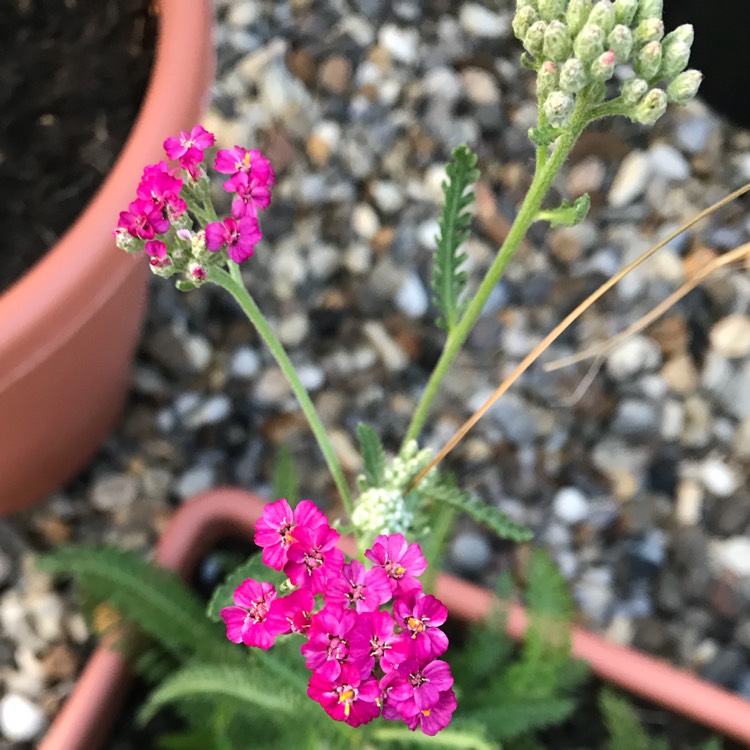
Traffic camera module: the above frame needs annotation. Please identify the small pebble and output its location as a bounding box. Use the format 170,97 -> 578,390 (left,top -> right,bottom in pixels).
459,3 -> 508,38
606,335 -> 661,380
0,693 -> 45,743
608,150 -> 650,207
394,272 -> 429,318
450,531 -> 492,573
710,315 -> 750,359
553,487 -> 589,525
711,537 -> 750,578
90,474 -> 139,513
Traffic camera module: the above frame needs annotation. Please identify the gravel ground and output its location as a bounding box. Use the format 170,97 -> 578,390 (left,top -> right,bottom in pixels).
3,0 -> 750,745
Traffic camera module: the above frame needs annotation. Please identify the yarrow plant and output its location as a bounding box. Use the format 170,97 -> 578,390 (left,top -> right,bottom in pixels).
52,0 -> 726,745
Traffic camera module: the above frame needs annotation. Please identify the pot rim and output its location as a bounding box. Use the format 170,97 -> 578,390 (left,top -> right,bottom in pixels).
0,0 -> 213,391
41,487 -> 750,749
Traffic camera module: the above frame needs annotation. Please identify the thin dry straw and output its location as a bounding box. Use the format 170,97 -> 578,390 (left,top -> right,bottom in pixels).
411,181 -> 750,488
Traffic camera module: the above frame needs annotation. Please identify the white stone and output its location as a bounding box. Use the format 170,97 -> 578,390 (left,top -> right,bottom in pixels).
461,67 -> 500,106
459,3 -> 508,38
648,143 -> 690,181
378,24 -> 419,64
184,395 -> 232,428
553,486 -> 590,525
352,203 -> 380,240
699,457 -> 738,497
394,272 -> 429,318
606,335 -> 661,380
608,150 -> 650,207
229,347 -> 260,379
711,537 -> 750,578
184,335 -> 212,372
363,321 -> 408,371
297,364 -> 325,391
710,314 -> 750,359
174,466 -> 216,500
675,479 -> 703,526
370,181 -> 404,213
278,312 -> 309,347
0,693 -> 45,742
450,531 -> 492,572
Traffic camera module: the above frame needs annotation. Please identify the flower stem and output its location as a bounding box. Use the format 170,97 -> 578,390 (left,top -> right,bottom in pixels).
403,98 -> 591,447
209,266 -> 353,514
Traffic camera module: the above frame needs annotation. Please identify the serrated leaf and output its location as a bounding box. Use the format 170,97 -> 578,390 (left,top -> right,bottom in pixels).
466,698 -> 576,740
356,422 -> 387,487
599,689 -> 653,750
421,483 -> 533,542
432,145 -> 480,332
271,443 -> 300,507
206,553 -> 287,622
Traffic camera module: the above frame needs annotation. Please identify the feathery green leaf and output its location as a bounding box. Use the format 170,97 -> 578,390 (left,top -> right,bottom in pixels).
432,145 -> 480,332
357,422 -> 387,487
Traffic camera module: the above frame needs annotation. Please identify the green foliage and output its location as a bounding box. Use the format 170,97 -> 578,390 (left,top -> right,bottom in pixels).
206,552 -> 286,623
271,443 -> 300,507
431,145 -> 480,332
537,194 -> 591,227
357,421 -> 388,488
420,482 -> 533,542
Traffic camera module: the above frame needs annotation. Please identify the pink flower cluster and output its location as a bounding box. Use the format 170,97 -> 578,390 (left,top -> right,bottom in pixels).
114,125 -> 275,276
220,499 -> 456,736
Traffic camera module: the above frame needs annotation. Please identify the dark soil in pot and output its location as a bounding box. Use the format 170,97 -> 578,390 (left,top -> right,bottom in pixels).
0,0 -> 157,294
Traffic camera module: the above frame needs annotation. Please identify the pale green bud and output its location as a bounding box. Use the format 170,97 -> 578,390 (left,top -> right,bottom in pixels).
614,0 -> 638,25
566,0 -> 593,37
620,76 -> 649,106
632,18 -> 664,46
663,24 -> 694,49
538,0 -> 565,21
513,5 -> 539,41
660,40 -> 690,79
588,1 -> 616,35
636,0 -> 663,23
537,60 -> 560,98
516,0 -> 538,9
608,24 -> 633,62
524,20 -> 547,57
544,89 -> 575,127
559,57 -> 588,93
634,88 -> 667,124
113,228 -> 142,254
666,69 -> 703,105
634,40 -> 662,80
543,20 -> 572,61
573,23 -> 605,62
590,48 -> 617,81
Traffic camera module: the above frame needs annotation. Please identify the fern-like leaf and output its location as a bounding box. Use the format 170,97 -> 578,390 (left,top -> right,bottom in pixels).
432,145 -> 480,332
599,689 -> 654,750
207,553 -> 286,622
465,698 -> 576,740
139,663 -> 303,725
39,546 -> 226,662
369,722 -> 498,750
271,443 -> 300,507
526,548 -> 573,620
357,422 -> 387,487
421,483 -> 533,542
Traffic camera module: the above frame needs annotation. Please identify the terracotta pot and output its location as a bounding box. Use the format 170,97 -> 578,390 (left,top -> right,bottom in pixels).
0,0 -> 214,516
41,488 -> 750,749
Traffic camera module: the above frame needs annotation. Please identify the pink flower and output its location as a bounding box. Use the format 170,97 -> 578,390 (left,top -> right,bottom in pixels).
136,161 -> 186,218
349,610 -> 410,673
163,125 -> 215,173
365,534 -> 427,597
254,499 -> 328,571
393,591 -> 449,660
308,662 -> 381,728
117,199 -> 169,239
224,171 -> 272,218
285,524 -> 345,595
300,606 -> 359,680
326,560 -> 392,614
266,588 -> 316,636
214,146 -> 275,186
145,240 -> 170,268
220,579 -> 278,650
204,215 -> 262,264
189,263 -> 207,282
405,688 -> 457,736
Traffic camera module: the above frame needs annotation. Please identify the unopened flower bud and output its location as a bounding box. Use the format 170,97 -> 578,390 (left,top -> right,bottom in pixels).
660,39 -> 690,79
544,89 -> 575,127
524,20 -> 547,57
538,0 -> 565,21
590,48 -> 617,80
636,0 -> 663,23
537,60 -> 560,98
543,20 -> 572,61
588,1 -> 616,35
633,87 -> 667,124
666,69 -> 702,105
188,263 -> 208,283
663,23 -> 694,49
634,40 -> 662,80
632,17 -> 664,46
559,57 -> 588,93
574,23 -> 605,62
620,76 -> 649,106
113,228 -> 141,254
566,0 -> 592,37
614,0 -> 638,25
608,24 -> 633,62
513,5 -> 539,41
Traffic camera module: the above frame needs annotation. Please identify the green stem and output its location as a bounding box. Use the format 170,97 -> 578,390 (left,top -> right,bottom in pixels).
369,726 -> 495,749
403,97 -> 591,447
209,266 -> 353,514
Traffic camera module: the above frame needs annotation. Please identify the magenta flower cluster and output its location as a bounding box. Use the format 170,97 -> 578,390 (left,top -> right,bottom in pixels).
113,125 -> 275,281
220,498 -> 457,736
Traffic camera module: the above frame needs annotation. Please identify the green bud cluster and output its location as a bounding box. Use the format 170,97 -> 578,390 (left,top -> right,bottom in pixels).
512,0 -> 702,130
